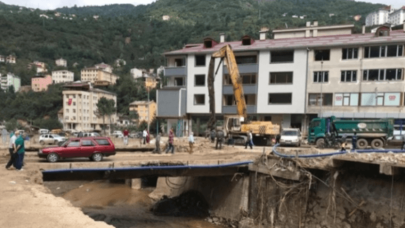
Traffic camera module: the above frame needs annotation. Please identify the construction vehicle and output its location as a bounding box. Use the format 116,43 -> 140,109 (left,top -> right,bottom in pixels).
206,44 -> 280,145
308,116 -> 394,149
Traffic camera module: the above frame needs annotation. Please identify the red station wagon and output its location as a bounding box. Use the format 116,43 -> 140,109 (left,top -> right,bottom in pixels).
38,137 -> 116,162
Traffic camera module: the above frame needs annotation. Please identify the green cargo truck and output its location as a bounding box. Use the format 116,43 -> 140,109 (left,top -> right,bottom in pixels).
308,116 -> 394,149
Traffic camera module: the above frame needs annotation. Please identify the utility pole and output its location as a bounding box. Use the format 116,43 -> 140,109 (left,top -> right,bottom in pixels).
147,87 -> 150,133
320,58 -> 324,118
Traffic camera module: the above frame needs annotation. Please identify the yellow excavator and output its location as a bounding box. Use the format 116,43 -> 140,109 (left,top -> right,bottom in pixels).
207,44 -> 280,145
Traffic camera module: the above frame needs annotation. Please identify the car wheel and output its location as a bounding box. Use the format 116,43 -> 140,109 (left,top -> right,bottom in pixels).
47,153 -> 59,163
315,138 -> 325,148
92,153 -> 103,162
40,141 -> 45,145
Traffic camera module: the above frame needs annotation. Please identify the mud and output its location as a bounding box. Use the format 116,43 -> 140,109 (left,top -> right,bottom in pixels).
44,181 -> 225,228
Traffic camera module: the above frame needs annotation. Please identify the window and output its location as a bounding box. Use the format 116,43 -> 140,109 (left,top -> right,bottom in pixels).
174,58 -> 184,67
340,71 -> 357,82
335,93 -> 359,106
364,45 -> 403,58
224,74 -> 256,85
194,75 -> 205,86
241,74 -> 257,84
174,77 -> 184,86
204,40 -> 213,48
270,72 -> 293,84
314,50 -> 330,61
242,37 -> 252,45
95,139 -> 110,145
342,48 -> 358,60
313,71 -> 329,83
235,56 -> 257,64
195,55 -> 206,66
223,95 -> 235,106
361,92 -> 401,106
268,93 -> 292,104
67,140 -> 80,147
82,140 -> 95,146
271,51 -> 294,63
244,94 -> 256,105
363,69 -> 402,81
308,93 -> 333,106
194,94 -> 205,105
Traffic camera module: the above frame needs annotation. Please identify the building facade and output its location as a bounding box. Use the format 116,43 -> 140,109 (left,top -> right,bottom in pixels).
366,6 -> 405,27
62,83 -> 117,132
0,55 -> 5,62
31,74 -> 52,92
52,70 -> 74,84
1,73 -> 20,92
5,55 -> 16,64
157,22 -> 405,136
81,68 -> 118,86
129,101 -> 156,124
55,58 -> 67,67
388,7 -> 405,25
94,63 -> 113,73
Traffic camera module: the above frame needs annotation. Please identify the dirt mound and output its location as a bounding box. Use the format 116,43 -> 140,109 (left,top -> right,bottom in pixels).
152,190 -> 209,217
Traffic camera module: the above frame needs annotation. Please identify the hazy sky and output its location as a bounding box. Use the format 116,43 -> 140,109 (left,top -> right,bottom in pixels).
2,0 -> 402,10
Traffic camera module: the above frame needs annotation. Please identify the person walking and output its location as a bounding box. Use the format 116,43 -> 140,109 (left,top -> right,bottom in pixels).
165,128 -> 175,154
5,131 -> 17,170
210,129 -> 216,143
216,129 -> 224,149
340,133 -> 347,152
245,130 -> 253,149
352,132 -> 357,152
123,128 -> 129,146
188,132 -> 194,154
142,129 -> 147,145
276,134 -> 281,144
146,130 -> 150,144
154,133 -> 161,154
13,131 -> 25,171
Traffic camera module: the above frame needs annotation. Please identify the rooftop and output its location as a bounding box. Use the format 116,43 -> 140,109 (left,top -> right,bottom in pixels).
129,100 -> 155,105
164,30 -> 405,55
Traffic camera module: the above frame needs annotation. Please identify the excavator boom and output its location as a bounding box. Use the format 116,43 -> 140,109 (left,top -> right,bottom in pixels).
206,45 -> 247,131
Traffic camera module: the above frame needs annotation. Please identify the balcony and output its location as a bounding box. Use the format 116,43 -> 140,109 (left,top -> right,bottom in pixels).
157,87 -> 187,118
222,85 -> 257,94
164,66 -> 186,77
223,63 -> 258,74
222,106 -> 257,114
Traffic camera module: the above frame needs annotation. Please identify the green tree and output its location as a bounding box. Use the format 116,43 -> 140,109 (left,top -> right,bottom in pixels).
96,97 -> 116,135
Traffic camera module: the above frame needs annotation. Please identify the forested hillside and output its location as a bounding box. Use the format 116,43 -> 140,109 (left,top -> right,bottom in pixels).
0,0 -> 384,128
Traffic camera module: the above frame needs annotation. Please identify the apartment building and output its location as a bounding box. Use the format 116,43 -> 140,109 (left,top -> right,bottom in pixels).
157,21 -> 405,135
366,6 -> 405,27
129,101 -> 156,124
62,82 -> 117,132
55,58 -> 67,67
1,73 -> 20,92
388,7 -> 405,25
306,25 -> 405,122
81,67 -> 118,86
6,55 -> 16,64
94,62 -> 112,73
29,61 -> 47,73
0,55 -> 5,62
52,70 -> 74,84
31,74 -> 52,92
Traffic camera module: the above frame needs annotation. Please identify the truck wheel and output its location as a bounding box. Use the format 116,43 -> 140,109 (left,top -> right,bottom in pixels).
371,139 -> 383,149
356,139 -> 368,149
316,138 -> 325,148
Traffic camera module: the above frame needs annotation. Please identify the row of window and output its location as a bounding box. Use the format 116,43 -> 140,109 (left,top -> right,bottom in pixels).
314,68 -> 403,83
193,93 -> 293,106
174,44 -> 404,68
308,92 -> 403,107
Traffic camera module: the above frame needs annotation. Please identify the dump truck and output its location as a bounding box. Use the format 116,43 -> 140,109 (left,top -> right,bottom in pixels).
308,116 -> 394,149
206,44 -> 280,145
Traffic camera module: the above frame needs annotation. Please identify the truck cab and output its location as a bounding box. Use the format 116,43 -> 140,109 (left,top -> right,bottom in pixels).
308,117 -> 330,144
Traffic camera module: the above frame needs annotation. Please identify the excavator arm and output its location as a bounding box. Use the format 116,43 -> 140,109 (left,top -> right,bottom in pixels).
206,45 -> 247,131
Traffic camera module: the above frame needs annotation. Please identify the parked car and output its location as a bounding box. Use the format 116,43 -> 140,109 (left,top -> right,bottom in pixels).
39,134 -> 67,145
38,137 -> 116,162
112,130 -> 124,138
129,132 -> 142,138
386,135 -> 405,149
39,129 -> 49,134
279,128 -> 301,147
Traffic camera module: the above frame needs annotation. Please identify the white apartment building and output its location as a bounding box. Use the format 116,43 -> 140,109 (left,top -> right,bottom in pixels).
55,58 -> 67,67
52,70 -> 74,84
81,68 -> 118,86
62,82 -> 117,132
388,7 -> 405,25
0,73 -> 20,92
306,25 -> 405,123
158,21 -> 405,136
366,6 -> 405,27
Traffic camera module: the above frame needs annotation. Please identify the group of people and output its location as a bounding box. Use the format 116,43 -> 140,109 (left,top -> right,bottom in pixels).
340,132 -> 358,152
121,128 -> 150,146
5,130 -> 25,171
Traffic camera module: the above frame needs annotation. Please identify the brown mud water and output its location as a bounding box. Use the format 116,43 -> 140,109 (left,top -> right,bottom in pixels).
44,180 -> 225,228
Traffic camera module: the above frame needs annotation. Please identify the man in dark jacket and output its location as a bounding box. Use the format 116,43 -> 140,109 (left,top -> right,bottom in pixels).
352,132 -> 357,151
216,129 -> 224,149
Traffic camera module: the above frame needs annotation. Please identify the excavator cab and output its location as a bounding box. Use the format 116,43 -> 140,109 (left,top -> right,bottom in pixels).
225,115 -> 242,133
